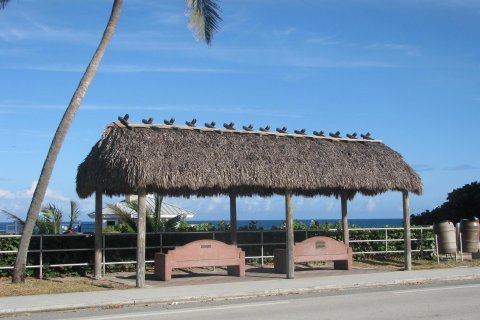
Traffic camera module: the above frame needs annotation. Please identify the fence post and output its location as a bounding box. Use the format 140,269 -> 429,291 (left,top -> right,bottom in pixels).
385,229 -> 388,255
261,231 -> 264,267
39,236 -> 43,280
420,228 -> 424,259
102,235 -> 106,277
160,232 -> 163,253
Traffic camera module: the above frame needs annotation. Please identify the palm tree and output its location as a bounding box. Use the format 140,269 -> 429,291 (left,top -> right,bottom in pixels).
1,201 -> 80,234
38,204 -> 63,234
67,201 -> 80,231
107,194 -> 182,233
2,0 -> 221,283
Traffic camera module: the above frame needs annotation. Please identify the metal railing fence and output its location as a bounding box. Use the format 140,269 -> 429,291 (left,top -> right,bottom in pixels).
0,227 -> 434,278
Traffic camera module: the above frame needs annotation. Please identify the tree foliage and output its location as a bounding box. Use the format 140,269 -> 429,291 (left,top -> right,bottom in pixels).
106,194 -> 183,233
411,181 -> 480,225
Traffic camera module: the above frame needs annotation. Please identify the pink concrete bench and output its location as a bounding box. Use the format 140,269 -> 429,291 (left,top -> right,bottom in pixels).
274,236 -> 352,273
154,239 -> 246,281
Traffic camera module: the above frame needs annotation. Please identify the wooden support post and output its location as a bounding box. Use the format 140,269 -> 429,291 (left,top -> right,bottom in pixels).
341,193 -> 349,245
229,194 -> 238,246
403,191 -> 412,271
94,189 -> 103,279
136,189 -> 147,288
285,191 -> 295,279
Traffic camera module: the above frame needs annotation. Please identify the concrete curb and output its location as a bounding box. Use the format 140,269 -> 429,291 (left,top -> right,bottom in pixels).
2,273 -> 480,316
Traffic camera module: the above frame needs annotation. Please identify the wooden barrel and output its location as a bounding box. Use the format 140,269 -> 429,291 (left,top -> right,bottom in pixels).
460,220 -> 479,253
433,221 -> 457,254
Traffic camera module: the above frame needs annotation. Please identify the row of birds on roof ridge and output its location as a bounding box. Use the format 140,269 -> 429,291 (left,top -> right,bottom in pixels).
117,114 -> 375,140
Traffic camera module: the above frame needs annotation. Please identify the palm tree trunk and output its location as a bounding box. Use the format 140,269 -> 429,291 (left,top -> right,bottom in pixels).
12,0 -> 123,283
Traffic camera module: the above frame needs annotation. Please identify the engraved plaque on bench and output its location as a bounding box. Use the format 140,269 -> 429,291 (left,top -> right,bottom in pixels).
315,241 -> 326,248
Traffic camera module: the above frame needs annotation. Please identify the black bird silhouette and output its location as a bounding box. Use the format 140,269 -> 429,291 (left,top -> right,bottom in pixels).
276,126 -> 288,134
259,125 -> 271,132
142,117 -> 154,124
242,124 -> 254,131
118,114 -> 129,127
205,121 -> 216,128
164,117 -> 175,125
223,122 -> 235,130
185,118 -> 197,127
346,132 -> 357,139
329,131 -> 341,138
294,128 -> 306,135
361,132 -> 373,140
313,130 -> 325,137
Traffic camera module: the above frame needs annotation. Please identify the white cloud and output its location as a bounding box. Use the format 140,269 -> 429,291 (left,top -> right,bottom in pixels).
0,181 -> 70,219
366,198 -> 378,212
0,189 -> 15,198
326,199 -> 337,212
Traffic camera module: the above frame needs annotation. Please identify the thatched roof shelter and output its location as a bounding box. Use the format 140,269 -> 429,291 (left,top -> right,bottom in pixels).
78,122 -> 422,285
76,123 -> 422,199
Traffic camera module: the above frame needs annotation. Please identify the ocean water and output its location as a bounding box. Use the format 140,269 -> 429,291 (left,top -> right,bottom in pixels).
189,219 -> 403,229
0,218 -> 403,234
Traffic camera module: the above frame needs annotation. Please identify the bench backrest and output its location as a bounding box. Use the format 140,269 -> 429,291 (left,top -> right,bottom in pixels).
167,239 -> 242,261
294,236 -> 348,256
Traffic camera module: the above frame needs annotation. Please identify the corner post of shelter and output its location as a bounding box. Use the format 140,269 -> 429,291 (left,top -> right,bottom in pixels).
229,194 -> 238,246
136,188 -> 147,288
285,190 -> 295,279
94,188 -> 103,279
341,192 -> 349,245
403,191 -> 412,271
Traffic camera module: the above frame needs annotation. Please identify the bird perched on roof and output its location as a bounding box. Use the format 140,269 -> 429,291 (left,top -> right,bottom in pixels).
313,130 -> 325,137
276,126 -> 288,134
361,132 -> 373,140
242,124 -> 254,131
164,117 -> 175,125
329,131 -> 341,138
223,122 -> 235,130
259,125 -> 270,132
294,128 -> 306,135
205,121 -> 216,128
346,132 -> 357,139
185,118 -> 197,127
142,117 -> 154,124
118,114 -> 129,127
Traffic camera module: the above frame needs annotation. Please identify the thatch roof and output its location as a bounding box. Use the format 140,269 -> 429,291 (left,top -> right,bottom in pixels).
76,123 -> 422,199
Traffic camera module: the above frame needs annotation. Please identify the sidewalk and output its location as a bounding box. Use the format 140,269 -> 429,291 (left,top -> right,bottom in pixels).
1,266 -> 480,316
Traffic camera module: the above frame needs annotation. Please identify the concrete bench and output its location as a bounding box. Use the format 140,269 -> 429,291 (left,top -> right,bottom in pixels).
274,236 -> 352,273
154,239 -> 246,281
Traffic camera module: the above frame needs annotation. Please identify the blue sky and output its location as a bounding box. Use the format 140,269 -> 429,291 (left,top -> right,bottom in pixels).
0,0 -> 479,222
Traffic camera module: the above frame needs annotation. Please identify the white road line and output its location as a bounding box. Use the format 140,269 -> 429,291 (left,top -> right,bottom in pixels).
69,300 -> 291,320
393,284 -> 480,294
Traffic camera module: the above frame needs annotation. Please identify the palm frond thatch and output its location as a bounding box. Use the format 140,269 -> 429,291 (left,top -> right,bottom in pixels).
77,125 -> 422,200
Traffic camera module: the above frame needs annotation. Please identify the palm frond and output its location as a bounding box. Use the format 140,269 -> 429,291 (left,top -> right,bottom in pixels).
0,0 -> 10,10
41,203 -> 63,234
106,203 -> 136,232
186,0 -> 222,44
161,214 -> 183,232
0,209 -> 25,226
68,200 -> 80,230
152,194 -> 163,232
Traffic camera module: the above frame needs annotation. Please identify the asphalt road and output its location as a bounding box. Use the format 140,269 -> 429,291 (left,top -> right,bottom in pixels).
8,280 -> 480,320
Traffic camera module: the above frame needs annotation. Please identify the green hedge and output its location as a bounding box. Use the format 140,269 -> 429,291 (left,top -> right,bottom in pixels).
0,226 -> 434,277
